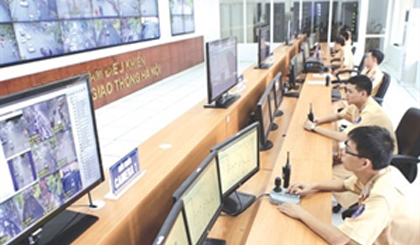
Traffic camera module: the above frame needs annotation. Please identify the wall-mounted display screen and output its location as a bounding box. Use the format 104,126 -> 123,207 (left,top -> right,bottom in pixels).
0,0 -> 160,68
170,0 -> 194,36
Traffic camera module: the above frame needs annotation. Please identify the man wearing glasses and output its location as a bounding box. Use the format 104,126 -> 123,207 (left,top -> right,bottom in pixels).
279,126 -> 419,245
303,75 -> 397,208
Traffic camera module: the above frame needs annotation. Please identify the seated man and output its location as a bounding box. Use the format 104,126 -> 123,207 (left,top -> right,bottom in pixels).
304,75 -> 397,207
331,37 -> 354,75
279,126 -> 420,245
361,49 -> 385,97
340,30 -> 352,55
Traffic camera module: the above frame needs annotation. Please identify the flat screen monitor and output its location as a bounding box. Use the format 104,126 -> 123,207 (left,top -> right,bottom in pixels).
256,81 -> 275,151
0,74 -> 104,245
302,42 -> 310,61
294,52 -> 305,77
273,72 -> 284,114
257,26 -> 270,68
172,152 -> 223,245
211,122 -> 259,216
153,200 -> 191,245
205,36 -> 239,109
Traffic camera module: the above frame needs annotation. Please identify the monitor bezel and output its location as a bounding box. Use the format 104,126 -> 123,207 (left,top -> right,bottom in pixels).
172,151 -> 223,245
205,36 -> 238,104
0,74 -> 105,245
210,122 -> 260,198
152,200 -> 192,245
273,72 -> 283,109
257,26 -> 270,67
255,81 -> 274,147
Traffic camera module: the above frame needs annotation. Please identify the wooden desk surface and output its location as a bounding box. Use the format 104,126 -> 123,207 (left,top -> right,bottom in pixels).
244,77 -> 334,244
70,37 -> 306,244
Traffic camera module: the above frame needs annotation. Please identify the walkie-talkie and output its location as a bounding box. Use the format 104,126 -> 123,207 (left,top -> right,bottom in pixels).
282,152 -> 291,188
308,103 -> 314,122
325,75 -> 330,86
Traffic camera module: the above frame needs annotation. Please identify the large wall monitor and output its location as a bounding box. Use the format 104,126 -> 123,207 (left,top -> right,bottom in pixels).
0,74 -> 104,244
0,0 -> 160,67
170,0 -> 195,36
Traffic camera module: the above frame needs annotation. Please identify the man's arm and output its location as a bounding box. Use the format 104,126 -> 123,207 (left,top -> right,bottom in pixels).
315,113 -> 343,125
299,210 -> 351,245
288,179 -> 347,195
304,120 -> 348,142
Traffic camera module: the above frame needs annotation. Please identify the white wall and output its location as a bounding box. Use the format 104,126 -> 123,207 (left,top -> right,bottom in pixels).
0,0 -> 220,82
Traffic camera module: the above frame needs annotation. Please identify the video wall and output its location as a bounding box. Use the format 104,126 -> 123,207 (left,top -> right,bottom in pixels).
170,0 -> 194,36
0,0 -> 160,67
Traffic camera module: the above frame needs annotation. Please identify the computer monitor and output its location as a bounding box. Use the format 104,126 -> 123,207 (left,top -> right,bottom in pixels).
0,74 -> 104,245
255,82 -> 275,151
302,42 -> 310,61
273,72 -> 284,117
211,122 -> 260,216
255,26 -> 271,69
285,20 -> 293,46
173,152 -> 224,245
204,36 -> 239,109
153,200 -> 191,245
288,57 -> 299,90
267,80 -> 279,131
294,52 -> 305,76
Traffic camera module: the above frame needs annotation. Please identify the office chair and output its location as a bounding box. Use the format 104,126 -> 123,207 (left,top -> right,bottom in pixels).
342,107 -> 420,219
332,54 -> 366,83
373,72 -> 390,106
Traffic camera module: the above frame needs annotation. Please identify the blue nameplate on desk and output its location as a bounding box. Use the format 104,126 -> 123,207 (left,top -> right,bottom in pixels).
108,148 -> 142,197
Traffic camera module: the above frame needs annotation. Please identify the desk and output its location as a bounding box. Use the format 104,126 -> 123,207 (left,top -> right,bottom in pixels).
244,44 -> 334,245
70,37 -> 307,244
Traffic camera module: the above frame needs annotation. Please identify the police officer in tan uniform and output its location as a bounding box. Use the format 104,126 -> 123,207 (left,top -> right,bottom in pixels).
361,49 -> 385,97
303,75 -> 398,207
278,126 -> 420,245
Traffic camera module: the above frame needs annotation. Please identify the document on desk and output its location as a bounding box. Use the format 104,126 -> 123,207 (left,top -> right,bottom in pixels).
307,80 -> 326,86
312,74 -> 328,78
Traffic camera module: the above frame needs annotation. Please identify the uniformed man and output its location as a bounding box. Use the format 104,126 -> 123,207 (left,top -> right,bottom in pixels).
303,75 -> 398,207
361,49 -> 385,97
331,37 -> 354,75
279,126 -> 420,245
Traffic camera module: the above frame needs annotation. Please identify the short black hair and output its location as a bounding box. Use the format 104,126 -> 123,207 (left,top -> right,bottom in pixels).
340,30 -> 349,41
348,126 -> 394,170
369,49 -> 385,65
335,37 -> 345,46
347,75 -> 372,96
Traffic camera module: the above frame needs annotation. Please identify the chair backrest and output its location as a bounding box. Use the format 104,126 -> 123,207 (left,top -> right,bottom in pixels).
357,54 -> 366,72
396,107 -> 420,157
375,72 -> 390,99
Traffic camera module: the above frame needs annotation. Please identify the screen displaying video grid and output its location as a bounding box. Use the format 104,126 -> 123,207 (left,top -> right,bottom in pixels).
169,0 -> 194,36
0,0 -> 160,67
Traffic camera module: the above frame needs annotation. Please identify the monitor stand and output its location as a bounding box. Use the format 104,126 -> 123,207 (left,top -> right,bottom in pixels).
204,238 -> 227,245
222,191 -> 256,216
22,210 -> 98,245
254,63 -> 272,69
270,123 -> 279,131
276,110 -> 284,117
260,140 -> 273,151
204,94 -> 240,109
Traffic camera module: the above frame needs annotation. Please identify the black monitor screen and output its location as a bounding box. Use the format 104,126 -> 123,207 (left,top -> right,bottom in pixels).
172,152 -> 222,245
206,36 -> 238,103
213,122 -> 259,196
256,83 -> 274,145
0,75 -> 104,244
153,200 -> 191,245
258,26 -> 270,65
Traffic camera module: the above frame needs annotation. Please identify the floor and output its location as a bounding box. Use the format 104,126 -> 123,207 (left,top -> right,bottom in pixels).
94,61 -> 420,227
